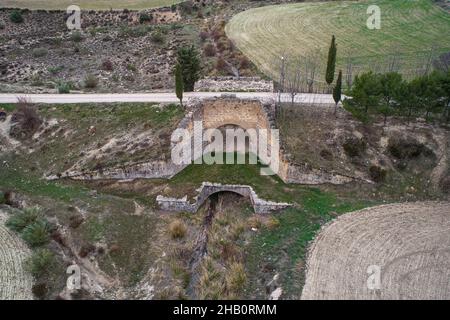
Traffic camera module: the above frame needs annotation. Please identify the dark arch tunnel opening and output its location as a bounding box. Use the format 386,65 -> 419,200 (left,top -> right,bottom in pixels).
206,123 -> 255,164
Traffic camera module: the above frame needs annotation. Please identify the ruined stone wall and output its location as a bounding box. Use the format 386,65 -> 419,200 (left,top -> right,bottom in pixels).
55,160 -> 186,181
194,77 -> 274,93
157,182 -> 291,214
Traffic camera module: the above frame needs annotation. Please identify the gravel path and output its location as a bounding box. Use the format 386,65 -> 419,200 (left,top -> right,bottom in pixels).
301,202 -> 450,300
0,210 -> 34,300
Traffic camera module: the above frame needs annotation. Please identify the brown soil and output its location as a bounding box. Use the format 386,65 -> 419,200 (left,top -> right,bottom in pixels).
302,201 -> 450,300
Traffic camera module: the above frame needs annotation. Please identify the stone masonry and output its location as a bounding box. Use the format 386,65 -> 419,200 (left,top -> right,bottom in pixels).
194,77 -> 274,92
157,182 -> 291,214
50,96 -> 366,186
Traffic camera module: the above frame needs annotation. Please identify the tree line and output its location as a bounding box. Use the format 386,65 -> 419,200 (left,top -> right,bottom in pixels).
278,34 -> 450,125
345,69 -> 450,125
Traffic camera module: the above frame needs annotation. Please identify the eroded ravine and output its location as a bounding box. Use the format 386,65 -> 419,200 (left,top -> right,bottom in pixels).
186,193 -> 219,299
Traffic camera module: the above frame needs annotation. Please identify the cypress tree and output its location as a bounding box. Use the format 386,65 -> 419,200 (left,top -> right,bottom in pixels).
175,63 -> 184,107
325,35 -> 337,86
333,70 -> 343,115
176,46 -> 201,92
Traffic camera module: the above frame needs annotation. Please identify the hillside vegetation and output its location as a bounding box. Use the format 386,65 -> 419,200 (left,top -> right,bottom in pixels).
1,0 -> 182,10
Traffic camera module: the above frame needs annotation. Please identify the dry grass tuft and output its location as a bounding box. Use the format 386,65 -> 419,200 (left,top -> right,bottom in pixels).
169,219 -> 187,239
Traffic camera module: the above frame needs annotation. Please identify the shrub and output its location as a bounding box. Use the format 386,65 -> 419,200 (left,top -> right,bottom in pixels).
226,263 -> 246,295
247,216 -> 262,229
216,40 -> 227,53
25,248 -> 55,277
57,82 -> 71,93
47,65 -> 64,74
70,31 -> 83,42
69,213 -> 84,228
199,31 -> 209,42
169,219 -> 187,239
84,74 -> 99,89
216,56 -> 227,72
369,165 -> 387,183
150,30 -> 164,44
9,98 -> 42,139
221,242 -> 240,262
238,56 -> 250,69
32,47 -> 48,58
119,25 -> 151,38
31,74 -> 44,87
126,64 -> 137,72
197,258 -> 225,299
101,59 -> 114,71
32,283 -> 48,299
440,176 -> 450,194
3,191 -> 15,206
139,12 -> 152,24
21,219 -> 51,247
320,149 -> 333,161
265,217 -> 280,230
211,29 -> 225,41
179,1 -> 193,14
388,137 -> 433,160
79,243 -> 96,258
203,43 -> 216,57
343,137 -> 367,158
10,10 -> 24,24
6,206 -> 42,232
0,191 -> 5,204
169,23 -> 183,31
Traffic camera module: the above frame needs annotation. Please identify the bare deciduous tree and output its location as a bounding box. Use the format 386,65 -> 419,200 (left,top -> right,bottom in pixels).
304,49 -> 320,93
345,55 -> 354,89
387,47 -> 402,73
285,59 -> 303,106
277,54 -> 287,106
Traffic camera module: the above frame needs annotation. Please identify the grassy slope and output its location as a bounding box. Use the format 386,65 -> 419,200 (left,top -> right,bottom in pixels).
0,103 -> 185,290
1,0 -> 182,10
226,0 -> 450,82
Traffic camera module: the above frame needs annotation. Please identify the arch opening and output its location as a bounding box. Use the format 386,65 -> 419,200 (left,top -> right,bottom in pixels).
196,190 -> 251,212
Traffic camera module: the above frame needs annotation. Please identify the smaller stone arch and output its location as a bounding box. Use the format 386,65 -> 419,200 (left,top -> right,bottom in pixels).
156,182 -> 291,214
195,185 -> 254,210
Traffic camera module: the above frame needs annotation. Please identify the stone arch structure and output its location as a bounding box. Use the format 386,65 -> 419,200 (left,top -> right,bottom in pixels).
157,182 -> 291,214
56,96 -> 362,186
195,184 -> 253,209
187,97 -> 278,170
199,98 -> 274,131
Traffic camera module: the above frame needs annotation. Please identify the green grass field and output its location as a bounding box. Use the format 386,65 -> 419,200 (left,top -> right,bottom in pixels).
1,0 -> 181,10
226,0 -> 450,85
